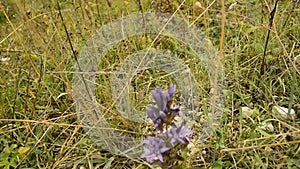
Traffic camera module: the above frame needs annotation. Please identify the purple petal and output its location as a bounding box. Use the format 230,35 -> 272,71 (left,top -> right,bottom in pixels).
157,154 -> 164,162
154,120 -> 161,129
141,135 -> 171,163
167,125 -> 193,144
185,137 -> 191,142
144,154 -> 156,162
159,110 -> 167,120
160,147 -> 170,153
146,106 -> 159,121
151,86 -> 168,111
171,105 -> 184,117
168,85 -> 176,98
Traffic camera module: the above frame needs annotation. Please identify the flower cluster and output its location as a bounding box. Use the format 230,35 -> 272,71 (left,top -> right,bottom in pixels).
141,85 -> 193,165
140,136 -> 170,163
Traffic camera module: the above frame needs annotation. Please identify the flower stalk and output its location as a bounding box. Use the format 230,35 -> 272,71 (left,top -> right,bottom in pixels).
141,85 -> 193,167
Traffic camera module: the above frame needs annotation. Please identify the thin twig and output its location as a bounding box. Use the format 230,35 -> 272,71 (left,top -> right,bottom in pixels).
136,0 -> 144,14
106,0 -> 112,8
72,0 -> 85,40
56,0 -> 91,98
288,43 -> 296,120
221,139 -> 300,152
262,0 -> 300,75
260,0 -> 279,76
0,118 -> 144,135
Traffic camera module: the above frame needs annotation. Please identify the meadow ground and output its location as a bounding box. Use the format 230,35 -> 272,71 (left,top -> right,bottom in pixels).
0,0 -> 299,168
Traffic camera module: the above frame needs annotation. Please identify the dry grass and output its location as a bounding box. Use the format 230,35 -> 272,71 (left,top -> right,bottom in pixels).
0,0 -> 299,168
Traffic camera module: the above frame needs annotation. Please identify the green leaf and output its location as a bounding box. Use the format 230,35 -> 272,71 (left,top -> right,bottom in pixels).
212,160 -> 223,169
103,157 -> 114,169
254,42 -> 264,53
0,161 -> 10,167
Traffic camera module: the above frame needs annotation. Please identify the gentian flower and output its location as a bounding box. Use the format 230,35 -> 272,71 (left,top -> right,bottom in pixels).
170,105 -> 184,117
151,86 -> 168,113
167,85 -> 176,100
141,85 -> 194,165
151,85 -> 176,112
141,136 -> 170,163
146,106 -> 167,129
146,85 -> 177,129
167,124 -> 193,144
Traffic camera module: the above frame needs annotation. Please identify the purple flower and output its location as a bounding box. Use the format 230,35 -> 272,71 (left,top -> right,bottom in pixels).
146,106 -> 167,129
141,136 -> 170,163
151,85 -> 176,113
142,85 -> 194,163
168,85 -> 176,99
151,87 -> 168,113
167,124 -> 193,144
170,105 -> 184,117
146,85 -> 178,129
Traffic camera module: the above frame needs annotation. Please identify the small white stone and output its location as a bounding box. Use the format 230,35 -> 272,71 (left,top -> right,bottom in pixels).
259,121 -> 274,132
194,2 -> 202,8
241,106 -> 256,118
229,2 -> 237,10
272,106 -> 295,120
0,57 -> 10,62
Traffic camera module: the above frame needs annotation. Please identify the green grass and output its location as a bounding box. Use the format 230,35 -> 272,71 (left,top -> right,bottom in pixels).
0,0 -> 299,168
